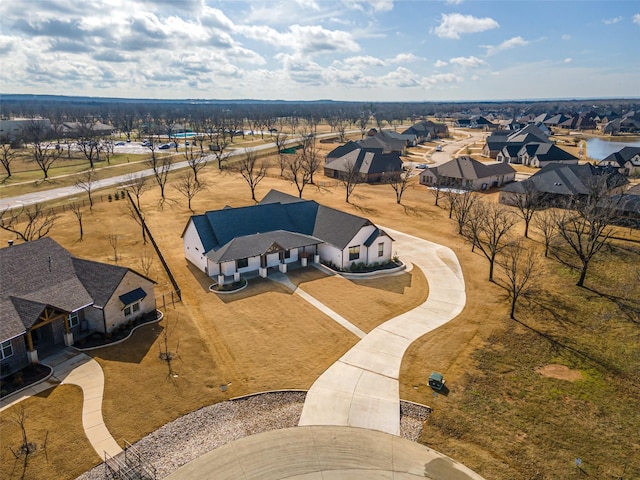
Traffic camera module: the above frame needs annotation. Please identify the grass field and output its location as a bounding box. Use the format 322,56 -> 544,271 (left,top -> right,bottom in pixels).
1,139 -> 639,479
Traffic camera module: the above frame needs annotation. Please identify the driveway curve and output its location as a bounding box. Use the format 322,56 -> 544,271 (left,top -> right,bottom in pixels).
299,228 -> 466,436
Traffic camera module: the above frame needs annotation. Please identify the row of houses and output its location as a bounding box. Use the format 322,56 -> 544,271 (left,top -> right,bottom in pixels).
0,118 -> 115,142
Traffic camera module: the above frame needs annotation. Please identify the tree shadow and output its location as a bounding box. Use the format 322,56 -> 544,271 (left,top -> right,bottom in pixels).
89,323 -> 162,364
511,316 -> 624,376
581,286 -> 640,325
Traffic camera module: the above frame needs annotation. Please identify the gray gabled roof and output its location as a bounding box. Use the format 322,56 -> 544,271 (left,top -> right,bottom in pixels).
518,143 -> 578,162
325,143 -> 403,176
207,230 -> 321,263
0,237 -> 153,342
430,156 -> 516,180
501,163 -> 627,196
600,147 -> 640,167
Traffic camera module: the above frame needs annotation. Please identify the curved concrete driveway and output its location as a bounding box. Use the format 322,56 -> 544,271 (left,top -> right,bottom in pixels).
165,425 -> 484,480
299,228 -> 466,436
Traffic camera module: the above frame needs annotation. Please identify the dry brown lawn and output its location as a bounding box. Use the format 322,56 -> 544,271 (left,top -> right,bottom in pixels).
1,145 -> 639,479
0,385 -> 100,480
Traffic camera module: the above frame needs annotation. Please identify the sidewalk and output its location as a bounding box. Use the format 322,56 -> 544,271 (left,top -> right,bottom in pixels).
299,228 -> 466,436
0,348 -> 122,459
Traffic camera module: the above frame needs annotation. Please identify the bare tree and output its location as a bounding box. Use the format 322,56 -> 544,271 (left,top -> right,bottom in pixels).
140,248 -> 154,276
0,204 -> 58,241
184,143 -> 207,182
274,131 -> 288,177
533,209 -> 556,257
76,123 -> 102,168
286,153 -> 311,198
451,189 -> 477,234
383,168 -> 416,204
429,171 -> 447,207
108,233 -> 119,263
499,240 -> 541,319
69,202 -> 84,241
74,168 -> 97,210
124,201 -> 147,244
146,137 -> 173,201
32,140 -> 63,179
358,112 -> 370,138
552,181 -> 621,287
23,120 -> 61,180
509,181 -> 547,238
212,135 -> 230,170
238,148 -> 267,202
174,171 -> 207,211
125,173 -> 149,210
340,159 -> 362,203
0,143 -> 16,177
300,133 -> 322,185
464,201 -> 516,281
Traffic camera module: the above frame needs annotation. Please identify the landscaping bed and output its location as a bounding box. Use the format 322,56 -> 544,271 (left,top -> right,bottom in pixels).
74,310 -> 161,350
0,363 -> 52,398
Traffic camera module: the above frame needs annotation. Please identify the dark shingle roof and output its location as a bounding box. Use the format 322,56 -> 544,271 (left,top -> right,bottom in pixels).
0,238 -> 94,339
600,147 -> 640,168
325,143 -> 403,176
0,237 -> 150,342
501,164 -> 626,196
190,190 -> 377,261
431,156 -> 516,180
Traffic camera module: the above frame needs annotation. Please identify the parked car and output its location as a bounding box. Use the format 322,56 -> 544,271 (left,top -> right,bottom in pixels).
115,141 -> 126,146
141,140 -> 151,147
415,163 -> 427,169
158,143 -> 171,150
436,145 -> 443,152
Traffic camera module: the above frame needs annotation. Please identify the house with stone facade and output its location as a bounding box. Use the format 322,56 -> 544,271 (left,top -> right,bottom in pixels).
0,238 -> 156,377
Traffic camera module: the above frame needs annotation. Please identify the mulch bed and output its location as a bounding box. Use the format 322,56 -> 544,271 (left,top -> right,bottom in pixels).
74,310 -> 161,349
0,363 -> 52,398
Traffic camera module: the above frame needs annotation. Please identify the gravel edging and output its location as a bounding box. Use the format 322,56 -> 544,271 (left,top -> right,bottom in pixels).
76,392 -> 430,480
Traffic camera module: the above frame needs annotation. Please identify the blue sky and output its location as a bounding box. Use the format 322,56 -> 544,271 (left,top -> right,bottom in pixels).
1,0 -> 638,101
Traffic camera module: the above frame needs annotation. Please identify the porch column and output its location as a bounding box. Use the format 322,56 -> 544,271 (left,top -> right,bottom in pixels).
278,251 -> 287,273
26,331 -> 38,363
313,244 -> 320,264
62,314 -> 74,346
218,274 -> 225,285
234,272 -> 241,282
259,255 -> 267,278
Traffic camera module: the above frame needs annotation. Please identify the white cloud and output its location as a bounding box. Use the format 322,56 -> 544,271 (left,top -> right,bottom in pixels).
295,0 -> 321,10
434,59 -> 448,68
603,16 -> 623,25
432,13 -> 499,39
342,0 -> 394,12
561,34 -> 571,40
471,74 -> 480,81
338,55 -> 385,67
449,55 -> 485,68
563,58 -> 572,63
482,36 -> 529,56
633,14 -> 640,24
445,0 -> 464,4
424,72 -> 463,87
389,53 -> 421,63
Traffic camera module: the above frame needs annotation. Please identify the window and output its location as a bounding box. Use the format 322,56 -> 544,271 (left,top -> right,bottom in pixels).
378,242 -> 384,257
1,340 -> 13,360
284,249 -> 291,259
349,246 -> 360,261
68,312 -> 79,328
237,258 -> 249,269
124,301 -> 140,317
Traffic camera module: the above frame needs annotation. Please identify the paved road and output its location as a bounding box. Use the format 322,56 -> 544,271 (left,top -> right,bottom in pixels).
298,228 -> 466,436
165,425 -> 485,480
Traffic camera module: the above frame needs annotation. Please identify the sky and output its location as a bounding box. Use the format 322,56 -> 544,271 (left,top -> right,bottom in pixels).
1,0 -> 639,102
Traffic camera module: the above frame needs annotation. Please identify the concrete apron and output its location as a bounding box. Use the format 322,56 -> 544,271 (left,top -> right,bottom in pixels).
299,229 -> 466,436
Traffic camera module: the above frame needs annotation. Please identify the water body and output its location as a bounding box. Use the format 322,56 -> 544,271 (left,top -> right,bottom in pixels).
584,137 -> 640,160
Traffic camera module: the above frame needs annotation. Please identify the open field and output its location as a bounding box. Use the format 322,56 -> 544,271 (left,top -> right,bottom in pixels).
1,142 -> 639,479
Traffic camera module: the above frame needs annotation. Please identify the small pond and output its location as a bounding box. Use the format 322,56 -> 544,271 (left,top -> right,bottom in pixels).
584,137 -> 640,160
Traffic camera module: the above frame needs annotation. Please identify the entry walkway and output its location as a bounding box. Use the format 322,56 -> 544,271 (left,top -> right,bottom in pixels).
299,229 -> 466,436
0,348 -> 122,459
270,272 -> 366,339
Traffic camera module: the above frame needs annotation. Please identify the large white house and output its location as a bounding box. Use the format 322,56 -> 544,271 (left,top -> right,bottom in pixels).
182,190 -> 394,284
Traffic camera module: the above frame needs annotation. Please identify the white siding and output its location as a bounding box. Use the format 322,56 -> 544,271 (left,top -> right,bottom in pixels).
183,220 -> 208,273
340,225 -> 377,269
